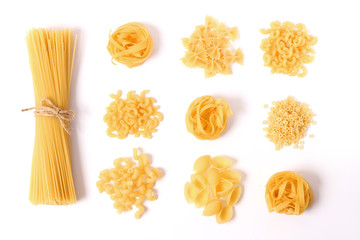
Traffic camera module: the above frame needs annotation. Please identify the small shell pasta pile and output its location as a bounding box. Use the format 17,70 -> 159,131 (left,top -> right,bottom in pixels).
260,21 -> 317,77
263,96 -> 315,150
107,22 -> 153,68
265,171 -> 313,215
181,16 -> 244,78
184,155 -> 242,224
103,90 -> 163,139
96,149 -> 163,219
186,95 -> 233,140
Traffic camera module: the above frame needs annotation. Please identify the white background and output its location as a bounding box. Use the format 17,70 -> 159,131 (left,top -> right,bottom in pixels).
1,0 -> 360,239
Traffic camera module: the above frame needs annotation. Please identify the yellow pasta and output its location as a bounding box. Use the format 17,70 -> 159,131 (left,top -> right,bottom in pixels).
96,148 -> 163,219
184,155 -> 242,224
260,21 -> 317,77
203,199 -> 222,216
107,22 -> 153,68
265,171 -> 313,215
182,16 -> 244,78
193,155 -> 211,173
263,96 -> 315,150
25,28 -> 77,205
104,90 -> 163,139
216,206 -> 233,224
186,96 -> 233,140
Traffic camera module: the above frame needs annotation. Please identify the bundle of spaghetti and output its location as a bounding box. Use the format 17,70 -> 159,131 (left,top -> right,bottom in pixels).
25,28 -> 77,205
181,16 -> 244,78
107,22 -> 153,68
260,21 -> 317,77
265,171 -> 313,215
103,90 -> 163,139
186,95 -> 233,140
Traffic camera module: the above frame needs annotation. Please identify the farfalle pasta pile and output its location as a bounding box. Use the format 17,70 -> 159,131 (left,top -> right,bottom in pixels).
182,16 -> 244,78
107,22 -> 153,68
265,171 -> 313,215
184,155 -> 242,224
260,21 -> 317,77
96,148 -> 163,219
104,90 -> 163,139
263,96 -> 315,150
186,95 -> 233,140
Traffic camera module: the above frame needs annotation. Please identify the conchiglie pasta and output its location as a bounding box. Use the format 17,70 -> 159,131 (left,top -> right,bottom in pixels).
184,155 -> 243,224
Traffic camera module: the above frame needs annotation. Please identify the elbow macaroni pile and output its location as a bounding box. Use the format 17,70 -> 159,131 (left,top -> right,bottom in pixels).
185,155 -> 242,224
265,171 -> 313,215
260,21 -> 317,77
107,22 -> 153,68
182,16 -> 244,78
186,95 -> 233,140
104,90 -> 163,139
263,96 -> 315,150
96,149 -> 163,219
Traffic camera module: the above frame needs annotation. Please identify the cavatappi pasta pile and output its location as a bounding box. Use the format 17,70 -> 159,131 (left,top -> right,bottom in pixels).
263,96 -> 315,150
186,95 -> 233,140
185,155 -> 242,224
182,16 -> 244,78
104,90 -> 163,139
265,171 -> 313,215
96,149 -> 163,219
260,21 -> 317,77
107,22 -> 153,68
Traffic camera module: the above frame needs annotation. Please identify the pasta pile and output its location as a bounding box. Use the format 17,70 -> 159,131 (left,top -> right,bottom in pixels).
263,96 -> 315,150
265,171 -> 313,215
104,90 -> 163,139
186,96 -> 233,140
96,148 -> 163,219
107,22 -> 153,68
260,21 -> 317,77
26,28 -> 77,205
182,16 -> 244,78
184,155 -> 242,224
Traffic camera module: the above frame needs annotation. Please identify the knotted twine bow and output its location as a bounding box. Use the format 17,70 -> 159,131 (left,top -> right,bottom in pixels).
22,98 -> 75,135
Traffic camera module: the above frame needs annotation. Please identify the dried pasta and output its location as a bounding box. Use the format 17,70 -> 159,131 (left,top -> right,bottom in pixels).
265,171 -> 313,215
184,155 -> 242,224
260,21 -> 317,77
96,148 -> 163,219
25,28 -> 77,205
107,22 -> 153,68
186,95 -> 233,140
263,96 -> 315,150
181,16 -> 244,78
103,90 -> 163,139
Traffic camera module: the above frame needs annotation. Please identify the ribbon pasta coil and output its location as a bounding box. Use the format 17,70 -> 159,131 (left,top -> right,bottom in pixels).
184,155 -> 242,224
96,148 -> 163,219
265,171 -> 313,215
107,22 -> 153,68
103,90 -> 163,139
186,95 -> 233,140
260,21 -> 317,77
182,16 -> 244,78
